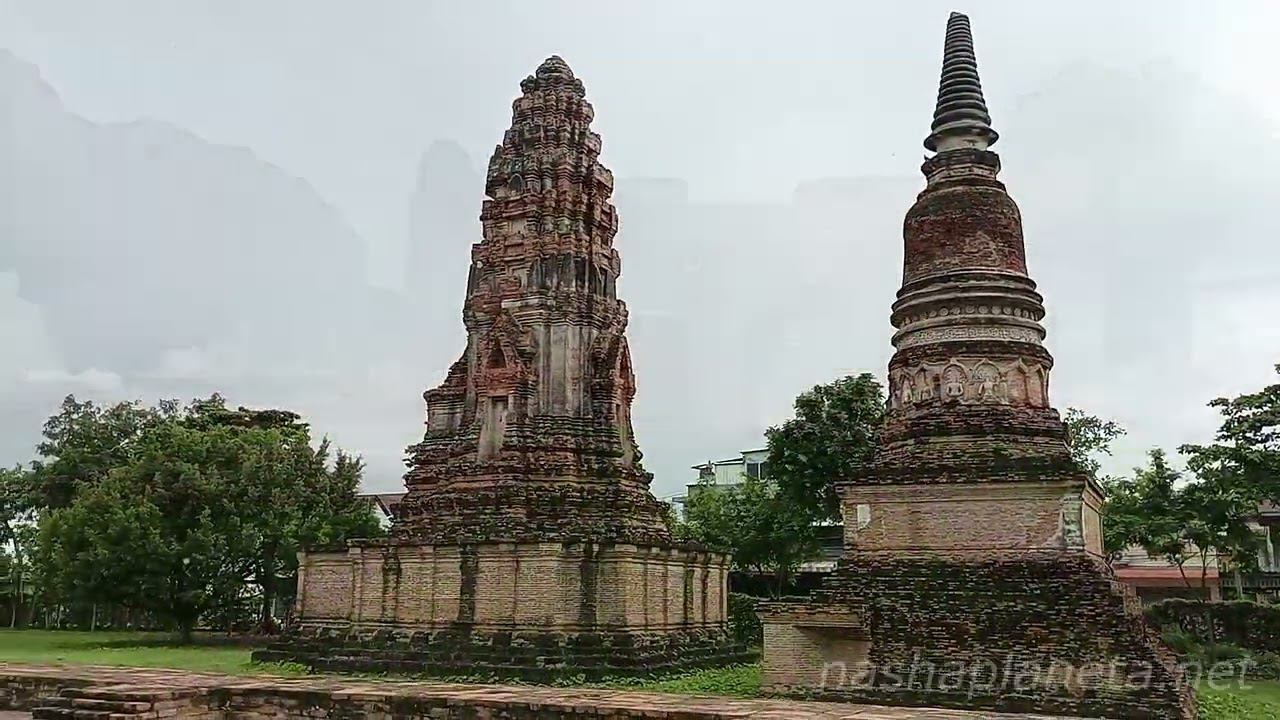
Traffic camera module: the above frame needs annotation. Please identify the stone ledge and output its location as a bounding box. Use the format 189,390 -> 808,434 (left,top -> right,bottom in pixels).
0,663 -> 1076,720
257,624 -> 756,683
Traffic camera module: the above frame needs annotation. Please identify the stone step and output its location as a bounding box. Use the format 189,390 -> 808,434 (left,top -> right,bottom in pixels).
66,700 -> 151,714
60,688 -> 187,702
32,711 -> 141,720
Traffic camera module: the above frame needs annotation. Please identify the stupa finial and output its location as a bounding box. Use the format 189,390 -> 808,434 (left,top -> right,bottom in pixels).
536,55 -> 574,78
924,12 -> 999,152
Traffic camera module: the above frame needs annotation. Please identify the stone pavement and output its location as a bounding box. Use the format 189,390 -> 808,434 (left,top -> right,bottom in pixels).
0,663 -> 1075,719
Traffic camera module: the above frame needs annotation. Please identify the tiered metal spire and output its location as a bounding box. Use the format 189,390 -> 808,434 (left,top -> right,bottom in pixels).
924,12 -> 999,152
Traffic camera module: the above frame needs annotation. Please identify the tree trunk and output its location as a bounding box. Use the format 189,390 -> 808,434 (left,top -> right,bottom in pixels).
259,552 -> 279,635
176,606 -> 196,645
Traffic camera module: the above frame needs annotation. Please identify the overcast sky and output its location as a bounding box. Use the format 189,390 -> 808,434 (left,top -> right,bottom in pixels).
2,0 -> 1278,497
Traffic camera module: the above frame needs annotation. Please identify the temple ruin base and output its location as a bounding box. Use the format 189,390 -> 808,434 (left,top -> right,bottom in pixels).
761,552 -> 1194,719
255,538 -> 752,680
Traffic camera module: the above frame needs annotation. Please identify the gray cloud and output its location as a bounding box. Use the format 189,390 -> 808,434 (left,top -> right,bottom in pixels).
1,1 -> 1277,496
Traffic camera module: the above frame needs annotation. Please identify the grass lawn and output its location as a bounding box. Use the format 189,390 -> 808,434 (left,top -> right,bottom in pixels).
0,629 -> 303,676
1199,680 -> 1280,720
595,664 -> 761,697
0,629 -> 1276,718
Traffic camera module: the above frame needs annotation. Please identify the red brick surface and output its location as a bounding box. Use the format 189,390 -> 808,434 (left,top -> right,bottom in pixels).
0,663 -> 1074,719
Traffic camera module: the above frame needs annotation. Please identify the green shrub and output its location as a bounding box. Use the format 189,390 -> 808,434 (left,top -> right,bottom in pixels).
1149,599 -> 1280,654
727,593 -> 763,648
641,664 -> 761,698
1166,627 -> 1206,656
1252,653 -> 1280,680
1207,643 -> 1253,663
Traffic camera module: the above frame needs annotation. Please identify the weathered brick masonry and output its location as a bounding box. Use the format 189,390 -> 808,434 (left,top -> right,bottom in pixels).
0,663 -> 1076,720
259,56 -> 745,678
760,13 -> 1194,720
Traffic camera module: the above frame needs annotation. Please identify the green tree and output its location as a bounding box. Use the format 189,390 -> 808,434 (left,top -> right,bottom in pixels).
764,373 -> 884,523
1181,364 -> 1280,505
1180,476 -> 1260,594
0,466 -> 37,626
34,396 -> 383,639
29,395 -> 174,510
237,437 -> 382,634
679,474 -> 817,598
1178,366 -> 1280,595
1063,407 -> 1126,482
37,417 -> 257,641
1103,449 -> 1257,596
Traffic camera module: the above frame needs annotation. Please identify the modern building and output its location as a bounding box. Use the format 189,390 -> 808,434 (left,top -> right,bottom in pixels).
692,447 -> 770,485
1110,501 -> 1280,603
668,447 -> 769,516
676,446 -> 843,583
1239,501 -> 1280,600
357,492 -> 405,528
1112,545 -> 1222,603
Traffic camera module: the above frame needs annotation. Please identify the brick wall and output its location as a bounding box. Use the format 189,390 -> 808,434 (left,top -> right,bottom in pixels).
295,539 -> 729,632
268,538 -> 746,680
841,480 -> 1101,554
295,553 -> 351,620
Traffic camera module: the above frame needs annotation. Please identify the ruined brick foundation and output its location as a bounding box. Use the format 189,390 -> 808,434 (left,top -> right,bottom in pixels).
256,538 -> 752,680
761,552 -> 1192,719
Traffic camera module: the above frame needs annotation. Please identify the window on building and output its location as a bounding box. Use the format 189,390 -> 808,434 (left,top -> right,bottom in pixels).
745,461 -> 768,480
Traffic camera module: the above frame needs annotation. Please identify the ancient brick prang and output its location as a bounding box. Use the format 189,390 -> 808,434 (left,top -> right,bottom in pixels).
393,55 -> 670,545
760,12 -> 1194,719
273,57 -> 744,681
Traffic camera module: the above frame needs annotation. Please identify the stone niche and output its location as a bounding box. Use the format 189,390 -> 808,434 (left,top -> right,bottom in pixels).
261,538 -> 748,681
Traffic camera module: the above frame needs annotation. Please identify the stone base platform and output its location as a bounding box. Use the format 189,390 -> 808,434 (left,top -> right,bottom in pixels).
255,624 -> 754,682
761,552 -> 1195,719
261,537 -> 750,680
0,663 -> 1081,719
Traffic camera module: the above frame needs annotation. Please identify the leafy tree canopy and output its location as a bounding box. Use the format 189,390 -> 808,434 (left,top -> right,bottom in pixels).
764,373 -> 884,523
678,474 -> 817,598
30,395 -> 174,510
1102,448 -> 1259,593
33,395 -> 383,639
1063,407 -> 1126,482
1181,364 -> 1280,505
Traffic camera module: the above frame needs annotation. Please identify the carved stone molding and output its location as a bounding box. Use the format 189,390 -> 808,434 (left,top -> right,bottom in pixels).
897,302 -> 1040,328
894,323 -> 1043,350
